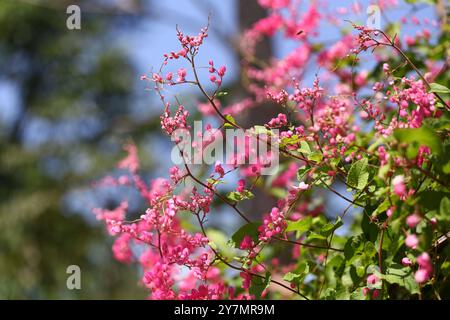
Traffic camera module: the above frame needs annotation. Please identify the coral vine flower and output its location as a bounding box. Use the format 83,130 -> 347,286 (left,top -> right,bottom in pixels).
406,213 -> 422,229
405,234 -> 419,249
415,252 -> 433,284
392,175 -> 407,198
402,257 -> 412,266
367,274 -> 379,285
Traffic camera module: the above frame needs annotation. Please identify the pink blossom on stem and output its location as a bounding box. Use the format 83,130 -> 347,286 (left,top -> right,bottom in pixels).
258,207 -> 287,242
367,274 -> 379,285
177,68 -> 187,82
415,252 -> 433,284
237,179 -> 245,193
402,257 -> 412,266
405,233 -> 419,249
392,175 -> 407,198
406,213 -> 421,229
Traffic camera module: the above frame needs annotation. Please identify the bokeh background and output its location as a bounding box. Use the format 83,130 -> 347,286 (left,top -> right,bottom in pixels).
0,0 -> 443,299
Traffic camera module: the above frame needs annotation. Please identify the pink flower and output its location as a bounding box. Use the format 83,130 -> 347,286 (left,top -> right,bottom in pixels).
258,0 -> 289,9
118,144 -> 139,173
362,287 -> 369,296
372,289 -> 380,299
405,234 -> 419,249
112,233 -> 133,263
258,207 -> 287,242
298,182 -> 309,190
372,82 -> 383,91
430,218 -> 437,227
240,271 -> 251,289
237,179 -> 245,193
392,175 -> 407,198
267,113 -> 288,128
160,104 -> 189,136
414,269 -> 430,284
377,146 -> 389,166
152,73 -> 163,83
386,206 -> 395,217
414,253 -> 433,284
401,257 -> 412,266
217,66 -> 227,77
214,161 -> 225,178
417,252 -> 431,268
406,213 -> 421,228
239,235 -> 255,250
177,68 -> 187,82
367,274 -> 379,285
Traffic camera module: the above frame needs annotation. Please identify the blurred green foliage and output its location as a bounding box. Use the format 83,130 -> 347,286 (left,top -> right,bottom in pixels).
0,0 -> 153,298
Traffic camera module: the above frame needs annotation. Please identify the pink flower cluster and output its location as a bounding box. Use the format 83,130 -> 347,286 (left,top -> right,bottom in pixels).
258,207 -> 287,242
415,252 -> 433,284
267,113 -> 288,128
160,104 -> 190,136
208,60 -> 226,86
93,145 -> 227,300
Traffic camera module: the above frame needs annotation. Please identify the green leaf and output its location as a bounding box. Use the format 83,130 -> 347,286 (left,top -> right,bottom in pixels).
216,91 -> 229,97
283,272 -> 300,282
298,141 -> 311,154
283,262 -> 309,284
363,242 -> 377,259
376,264 -> 420,294
344,234 -> 365,260
320,216 -> 343,237
280,135 -> 300,147
378,163 -> 390,179
362,207 -> 379,242
429,83 -> 450,94
231,222 -> 260,248
322,288 -> 336,300
224,114 -> 237,128
368,137 -> 386,152
249,271 -> 271,298
308,152 -> 323,163
350,288 -> 367,300
307,232 -> 327,241
297,166 -> 312,182
418,191 -> 450,211
443,161 -> 450,174
286,216 -> 312,233
372,198 -> 391,216
356,266 -> 366,278
440,197 -> 450,216
206,229 -> 235,259
226,190 -> 254,202
394,127 -> 442,155
347,158 -> 369,190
